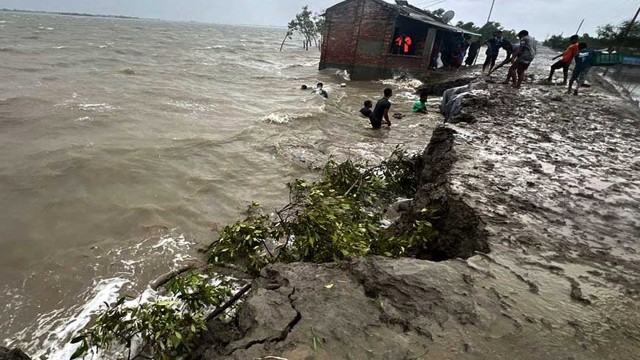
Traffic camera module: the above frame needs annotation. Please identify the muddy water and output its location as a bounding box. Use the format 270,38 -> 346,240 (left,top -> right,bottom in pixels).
0,12 -> 441,357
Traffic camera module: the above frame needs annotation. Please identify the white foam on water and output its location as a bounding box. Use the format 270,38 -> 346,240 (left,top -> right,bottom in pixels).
10,278 -> 129,360
4,231 -> 196,357
261,112 -> 316,124
261,113 -> 291,124
77,103 -> 116,112
74,116 -> 92,122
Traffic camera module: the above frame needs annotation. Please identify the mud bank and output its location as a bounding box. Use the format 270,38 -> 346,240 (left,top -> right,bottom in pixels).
190,70 -> 640,359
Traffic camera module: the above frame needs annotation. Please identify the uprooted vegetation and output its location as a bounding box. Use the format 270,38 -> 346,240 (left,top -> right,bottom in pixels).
208,148 -> 432,275
68,141 -> 488,360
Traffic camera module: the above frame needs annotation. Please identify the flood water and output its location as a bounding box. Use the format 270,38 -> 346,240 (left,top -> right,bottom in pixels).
0,12 -> 439,358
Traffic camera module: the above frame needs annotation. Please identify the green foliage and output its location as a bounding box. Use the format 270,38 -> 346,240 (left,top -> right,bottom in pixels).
209,148 -> 435,273
374,208 -> 439,257
209,204 -> 278,276
70,272 -> 231,360
281,179 -> 382,263
280,5 -> 325,51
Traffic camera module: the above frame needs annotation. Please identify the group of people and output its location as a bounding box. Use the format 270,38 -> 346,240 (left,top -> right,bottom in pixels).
359,89 -> 429,129
483,30 -> 594,94
482,30 -> 536,89
302,83 -> 329,98
547,34 -> 595,95
323,29 -> 597,131
430,33 -> 478,70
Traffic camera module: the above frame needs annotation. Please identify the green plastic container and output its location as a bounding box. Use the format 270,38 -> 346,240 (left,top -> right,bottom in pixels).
591,51 -> 624,66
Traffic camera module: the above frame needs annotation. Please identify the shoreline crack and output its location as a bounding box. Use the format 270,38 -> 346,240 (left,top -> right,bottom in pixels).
227,287 -> 302,354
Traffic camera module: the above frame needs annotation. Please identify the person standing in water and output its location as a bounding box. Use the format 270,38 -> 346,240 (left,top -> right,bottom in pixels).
360,100 -> 373,117
370,88 -> 393,129
412,94 -> 428,114
315,82 -> 328,98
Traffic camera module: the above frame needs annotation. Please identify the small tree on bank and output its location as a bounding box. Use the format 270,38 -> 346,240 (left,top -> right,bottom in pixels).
280,5 -> 325,51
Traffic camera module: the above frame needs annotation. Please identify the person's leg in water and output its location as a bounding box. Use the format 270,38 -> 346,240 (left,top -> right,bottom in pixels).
504,62 -> 517,84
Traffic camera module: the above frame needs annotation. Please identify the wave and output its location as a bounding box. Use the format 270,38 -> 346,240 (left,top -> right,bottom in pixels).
261,112 -> 316,124
194,45 -> 226,50
5,234 -> 195,359
77,103 -> 116,112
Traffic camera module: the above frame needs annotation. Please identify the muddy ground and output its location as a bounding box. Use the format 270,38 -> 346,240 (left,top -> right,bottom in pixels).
188,53 -> 640,360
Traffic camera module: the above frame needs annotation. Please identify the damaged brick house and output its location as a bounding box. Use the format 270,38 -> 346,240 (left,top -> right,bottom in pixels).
319,0 -> 479,80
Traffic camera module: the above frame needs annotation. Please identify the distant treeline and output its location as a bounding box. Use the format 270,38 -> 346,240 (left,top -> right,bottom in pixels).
0,8 -> 138,19
543,20 -> 640,56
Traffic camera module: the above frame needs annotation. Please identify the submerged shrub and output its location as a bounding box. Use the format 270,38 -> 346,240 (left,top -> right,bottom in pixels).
208,148 -> 432,271
70,271 -> 232,360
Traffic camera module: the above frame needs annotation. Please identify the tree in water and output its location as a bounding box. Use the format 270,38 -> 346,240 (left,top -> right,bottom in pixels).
280,6 -> 324,51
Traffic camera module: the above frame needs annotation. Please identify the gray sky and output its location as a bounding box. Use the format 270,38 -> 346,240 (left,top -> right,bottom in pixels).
1,0 -> 637,38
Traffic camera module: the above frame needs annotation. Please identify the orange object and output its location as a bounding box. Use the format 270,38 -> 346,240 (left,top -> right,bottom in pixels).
403,36 -> 412,53
394,36 -> 413,53
562,43 -> 579,63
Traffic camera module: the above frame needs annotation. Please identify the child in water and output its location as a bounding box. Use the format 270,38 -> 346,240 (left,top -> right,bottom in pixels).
360,100 -> 373,117
412,94 -> 428,114
315,82 -> 328,98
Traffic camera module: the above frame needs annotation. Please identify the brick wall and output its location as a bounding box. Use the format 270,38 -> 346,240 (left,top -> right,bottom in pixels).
320,0 -> 431,79
319,0 -> 362,69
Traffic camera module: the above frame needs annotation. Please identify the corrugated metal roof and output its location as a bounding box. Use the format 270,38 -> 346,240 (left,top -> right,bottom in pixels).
401,14 -> 481,36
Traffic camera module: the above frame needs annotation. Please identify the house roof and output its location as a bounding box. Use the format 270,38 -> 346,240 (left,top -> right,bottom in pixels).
325,0 -> 480,36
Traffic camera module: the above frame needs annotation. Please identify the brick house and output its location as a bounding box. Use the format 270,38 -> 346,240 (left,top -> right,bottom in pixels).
319,0 -> 479,80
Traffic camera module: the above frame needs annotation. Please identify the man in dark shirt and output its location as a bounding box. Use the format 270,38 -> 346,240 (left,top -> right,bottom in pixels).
370,88 -> 393,129
483,31 -> 503,73
567,42 -> 593,96
487,40 -> 516,75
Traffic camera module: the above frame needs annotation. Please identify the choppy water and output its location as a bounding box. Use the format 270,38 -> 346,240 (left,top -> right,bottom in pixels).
0,12 -> 439,357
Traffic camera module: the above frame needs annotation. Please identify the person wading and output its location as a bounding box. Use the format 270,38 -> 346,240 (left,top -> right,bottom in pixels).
370,88 -> 393,129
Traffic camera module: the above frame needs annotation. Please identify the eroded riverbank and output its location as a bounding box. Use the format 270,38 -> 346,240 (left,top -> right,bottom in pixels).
188,66 -> 640,358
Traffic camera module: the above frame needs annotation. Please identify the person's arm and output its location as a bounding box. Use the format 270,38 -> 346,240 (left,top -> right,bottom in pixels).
383,108 -> 391,127
552,53 -> 562,60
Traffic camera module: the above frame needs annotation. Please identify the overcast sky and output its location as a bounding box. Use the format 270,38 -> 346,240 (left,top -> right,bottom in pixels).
1,0 -> 637,38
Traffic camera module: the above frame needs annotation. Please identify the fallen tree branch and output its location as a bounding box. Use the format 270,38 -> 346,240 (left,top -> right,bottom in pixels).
206,283 -> 252,321
149,263 -> 200,290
